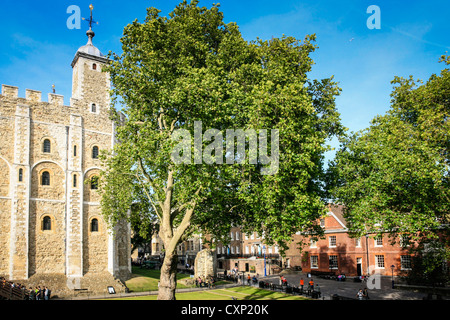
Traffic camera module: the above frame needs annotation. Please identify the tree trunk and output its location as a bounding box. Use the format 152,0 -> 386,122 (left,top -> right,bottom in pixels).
157,252 -> 178,300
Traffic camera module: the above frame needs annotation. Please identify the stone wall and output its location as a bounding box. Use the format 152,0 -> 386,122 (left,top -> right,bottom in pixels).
194,249 -> 216,279
0,45 -> 131,295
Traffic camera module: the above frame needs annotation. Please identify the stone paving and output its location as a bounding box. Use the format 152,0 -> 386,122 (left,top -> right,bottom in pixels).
260,272 -> 445,300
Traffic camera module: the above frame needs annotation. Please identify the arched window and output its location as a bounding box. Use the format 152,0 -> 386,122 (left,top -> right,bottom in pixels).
90,176 -> 98,190
43,216 -> 52,231
91,103 -> 97,113
92,63 -> 97,70
91,218 -> 99,232
18,168 -> 23,182
73,174 -> 77,188
41,171 -> 50,186
92,146 -> 99,159
43,139 -> 51,153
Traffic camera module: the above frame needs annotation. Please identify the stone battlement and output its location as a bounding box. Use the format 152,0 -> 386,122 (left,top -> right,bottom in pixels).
1,84 -> 66,106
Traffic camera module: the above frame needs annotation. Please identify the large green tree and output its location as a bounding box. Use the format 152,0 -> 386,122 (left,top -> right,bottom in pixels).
327,56 -> 450,244
100,0 -> 343,300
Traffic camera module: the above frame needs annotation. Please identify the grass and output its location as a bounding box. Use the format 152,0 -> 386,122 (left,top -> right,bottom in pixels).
122,267 -> 310,300
125,266 -> 193,292
116,286 -> 310,300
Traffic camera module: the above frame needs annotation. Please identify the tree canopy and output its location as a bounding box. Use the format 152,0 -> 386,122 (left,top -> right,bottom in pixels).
327,56 -> 450,243
100,0 -> 343,299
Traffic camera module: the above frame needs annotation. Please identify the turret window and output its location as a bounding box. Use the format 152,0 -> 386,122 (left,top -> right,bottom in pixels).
41,171 -> 50,186
42,216 -> 52,231
92,146 -> 99,159
91,103 -> 97,113
43,139 -> 51,153
91,218 -> 99,232
90,176 -> 99,190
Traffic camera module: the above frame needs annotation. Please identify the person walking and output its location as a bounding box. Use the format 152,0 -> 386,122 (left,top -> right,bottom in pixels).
308,279 -> 314,291
28,287 -> 35,300
356,289 -> 365,300
315,284 -> 321,298
299,278 -> 304,291
40,286 -> 45,300
363,287 -> 369,300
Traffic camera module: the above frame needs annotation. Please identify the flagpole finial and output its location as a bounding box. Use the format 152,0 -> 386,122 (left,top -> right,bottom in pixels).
83,4 -> 98,44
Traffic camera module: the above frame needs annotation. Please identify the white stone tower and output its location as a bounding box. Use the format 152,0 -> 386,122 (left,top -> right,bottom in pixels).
0,5 -> 130,297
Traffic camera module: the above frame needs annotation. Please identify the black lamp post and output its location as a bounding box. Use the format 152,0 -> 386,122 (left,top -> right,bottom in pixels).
390,264 -> 395,289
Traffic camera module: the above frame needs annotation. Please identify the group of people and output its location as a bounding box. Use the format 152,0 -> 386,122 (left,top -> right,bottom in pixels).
356,288 -> 370,300
0,278 -> 51,300
28,286 -> 51,300
299,277 -> 321,297
247,274 -> 259,285
195,276 -> 215,288
279,275 -> 289,286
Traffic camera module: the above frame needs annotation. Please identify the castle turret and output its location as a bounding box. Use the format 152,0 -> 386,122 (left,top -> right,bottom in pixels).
71,19 -> 110,112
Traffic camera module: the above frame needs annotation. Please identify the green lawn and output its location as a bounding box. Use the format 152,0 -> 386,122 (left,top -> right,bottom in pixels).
126,266 -> 193,292
117,285 -> 310,300
123,267 -> 310,300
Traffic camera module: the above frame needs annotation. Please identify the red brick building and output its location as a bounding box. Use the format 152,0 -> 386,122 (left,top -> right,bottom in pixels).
285,204 -> 414,277
210,204 -> 419,277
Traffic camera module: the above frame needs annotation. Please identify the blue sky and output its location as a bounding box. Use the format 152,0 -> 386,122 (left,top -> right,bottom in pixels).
1,1 -> 449,158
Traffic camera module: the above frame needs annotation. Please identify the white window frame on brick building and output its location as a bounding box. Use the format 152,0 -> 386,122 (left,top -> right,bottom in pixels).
320,218 -> 325,227
329,255 -> 338,269
401,255 -> 412,270
311,255 -> 318,269
400,235 -> 411,248
329,235 -> 336,248
375,255 -> 385,269
375,235 -> 383,247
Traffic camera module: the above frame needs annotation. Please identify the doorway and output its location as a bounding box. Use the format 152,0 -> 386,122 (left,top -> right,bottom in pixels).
356,257 -> 362,276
